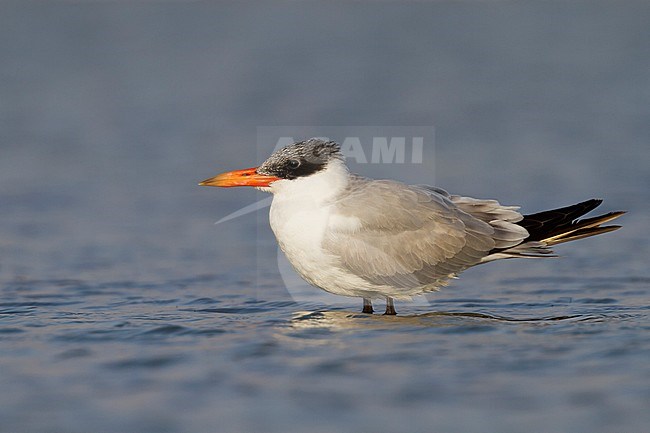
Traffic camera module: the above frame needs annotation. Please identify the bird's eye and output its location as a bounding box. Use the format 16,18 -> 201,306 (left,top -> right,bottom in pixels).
288,159 -> 301,169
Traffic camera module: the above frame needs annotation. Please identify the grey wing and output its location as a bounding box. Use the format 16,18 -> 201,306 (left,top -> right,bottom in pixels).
448,194 -> 528,249
417,186 -> 530,250
323,179 -> 522,292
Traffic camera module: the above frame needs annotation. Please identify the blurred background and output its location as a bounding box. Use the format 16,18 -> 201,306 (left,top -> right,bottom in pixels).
2,0 -> 648,283
1,1 -> 649,433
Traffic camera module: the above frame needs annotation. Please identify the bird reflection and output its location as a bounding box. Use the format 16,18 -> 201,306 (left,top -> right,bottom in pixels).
290,310 -> 591,330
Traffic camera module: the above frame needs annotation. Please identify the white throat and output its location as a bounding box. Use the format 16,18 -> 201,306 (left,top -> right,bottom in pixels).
268,158 -> 350,203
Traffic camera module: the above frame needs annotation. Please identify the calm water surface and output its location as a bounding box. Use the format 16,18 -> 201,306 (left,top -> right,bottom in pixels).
1,2 -> 649,433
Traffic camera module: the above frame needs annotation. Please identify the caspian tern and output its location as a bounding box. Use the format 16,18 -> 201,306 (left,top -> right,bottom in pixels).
200,139 -> 624,315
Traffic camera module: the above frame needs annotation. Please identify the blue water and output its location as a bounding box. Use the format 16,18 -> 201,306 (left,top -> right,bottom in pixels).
1,2 -> 649,432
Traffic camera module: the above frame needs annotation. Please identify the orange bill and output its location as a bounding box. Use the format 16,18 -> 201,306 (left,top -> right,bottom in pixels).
199,167 -> 281,188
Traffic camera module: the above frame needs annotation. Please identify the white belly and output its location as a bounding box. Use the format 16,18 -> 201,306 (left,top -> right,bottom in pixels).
269,198 -> 333,284
269,196 -> 376,298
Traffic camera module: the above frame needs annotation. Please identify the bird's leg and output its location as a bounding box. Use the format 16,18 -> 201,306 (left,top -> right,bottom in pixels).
362,298 -> 374,314
384,297 -> 397,315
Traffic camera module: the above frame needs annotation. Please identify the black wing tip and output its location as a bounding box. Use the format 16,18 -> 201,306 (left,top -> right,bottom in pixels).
520,198 -> 625,243
575,203 -> 627,223
581,198 -> 604,212
581,200 -> 628,218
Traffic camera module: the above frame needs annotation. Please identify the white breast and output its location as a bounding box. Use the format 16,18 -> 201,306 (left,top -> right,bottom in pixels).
270,195 -> 333,284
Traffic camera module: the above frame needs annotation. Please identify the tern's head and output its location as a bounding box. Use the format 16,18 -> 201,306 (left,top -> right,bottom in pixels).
199,138 -> 346,192
257,139 -> 343,181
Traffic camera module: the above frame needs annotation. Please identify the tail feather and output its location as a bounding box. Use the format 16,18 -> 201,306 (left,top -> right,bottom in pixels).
519,198 -> 603,242
545,224 -> 622,246
541,211 -> 625,246
485,199 -> 625,259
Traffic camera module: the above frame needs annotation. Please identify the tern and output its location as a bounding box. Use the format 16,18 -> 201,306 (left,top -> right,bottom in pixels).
200,139 -> 624,315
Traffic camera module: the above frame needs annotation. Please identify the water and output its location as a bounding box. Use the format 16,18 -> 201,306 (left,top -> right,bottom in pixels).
1,2 -> 649,432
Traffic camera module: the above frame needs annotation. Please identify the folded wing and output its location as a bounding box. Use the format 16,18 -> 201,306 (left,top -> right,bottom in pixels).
323,178 -> 528,293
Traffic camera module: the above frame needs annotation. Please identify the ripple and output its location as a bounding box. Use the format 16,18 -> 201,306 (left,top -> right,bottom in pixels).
576,298 -> 618,304
139,324 -> 227,337
0,300 -> 80,307
54,328 -> 134,342
104,355 -> 184,370
0,306 -> 36,315
57,348 -> 92,359
436,298 -> 498,304
185,297 -> 221,305
187,306 -> 269,314
192,328 -> 227,336
140,325 -> 190,335
0,327 -> 25,334
427,311 -> 589,322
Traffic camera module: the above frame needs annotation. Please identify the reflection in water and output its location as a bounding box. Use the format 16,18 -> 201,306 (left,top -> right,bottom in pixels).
290,310 -> 601,330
